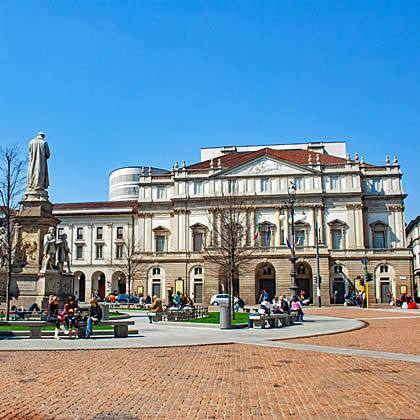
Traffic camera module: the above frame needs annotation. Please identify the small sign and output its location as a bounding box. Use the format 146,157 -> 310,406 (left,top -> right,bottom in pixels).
400,276 -> 407,280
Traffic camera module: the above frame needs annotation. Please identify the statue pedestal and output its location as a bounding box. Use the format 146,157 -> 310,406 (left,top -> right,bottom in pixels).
0,198 -> 73,309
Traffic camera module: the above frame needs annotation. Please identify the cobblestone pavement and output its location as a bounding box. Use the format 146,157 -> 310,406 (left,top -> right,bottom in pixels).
292,307 -> 420,355
1,343 -> 419,420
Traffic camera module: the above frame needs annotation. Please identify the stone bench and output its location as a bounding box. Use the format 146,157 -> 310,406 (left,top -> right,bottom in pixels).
0,319 -> 135,338
249,313 -> 297,329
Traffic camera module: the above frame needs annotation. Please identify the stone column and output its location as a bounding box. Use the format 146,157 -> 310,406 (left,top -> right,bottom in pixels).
108,223 -> 113,264
246,207 -> 251,246
311,206 -> 317,247
276,207 -> 281,247
251,207 -> 256,246
346,204 -> 356,249
318,206 -> 325,244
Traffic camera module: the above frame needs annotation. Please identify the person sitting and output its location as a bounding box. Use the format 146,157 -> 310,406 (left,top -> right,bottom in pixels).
147,297 -> 163,323
144,294 -> 152,306
234,295 -> 246,312
248,308 -> 260,328
63,295 -> 79,339
85,298 -> 102,339
259,297 -> 271,315
290,296 -> 304,321
167,292 -> 174,308
174,291 -> 181,307
272,296 -> 281,313
47,296 -> 68,340
279,296 -> 290,314
109,293 -> 116,304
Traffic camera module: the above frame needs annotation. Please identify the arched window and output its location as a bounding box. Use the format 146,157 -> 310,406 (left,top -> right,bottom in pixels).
152,267 -> 161,275
194,267 -> 203,275
380,265 -> 389,273
297,266 -> 306,275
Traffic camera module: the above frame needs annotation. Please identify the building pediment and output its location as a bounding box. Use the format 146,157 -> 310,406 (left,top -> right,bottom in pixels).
217,155 -> 316,178
327,219 -> 348,227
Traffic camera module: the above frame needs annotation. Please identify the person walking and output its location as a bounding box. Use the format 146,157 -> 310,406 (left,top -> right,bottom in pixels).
85,298 -> 102,339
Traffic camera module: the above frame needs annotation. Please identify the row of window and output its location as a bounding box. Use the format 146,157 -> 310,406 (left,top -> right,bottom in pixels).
59,226 -> 125,241
75,244 -> 124,260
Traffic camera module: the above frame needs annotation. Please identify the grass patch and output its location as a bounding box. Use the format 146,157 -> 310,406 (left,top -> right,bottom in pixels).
179,312 -> 249,324
109,312 -> 127,317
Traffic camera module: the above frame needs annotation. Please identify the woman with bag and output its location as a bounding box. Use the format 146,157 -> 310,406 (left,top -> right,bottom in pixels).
47,296 -> 68,340
63,295 -> 79,339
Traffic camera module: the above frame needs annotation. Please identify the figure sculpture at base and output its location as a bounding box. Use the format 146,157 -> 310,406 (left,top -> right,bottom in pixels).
41,227 -> 56,272
56,233 -> 71,273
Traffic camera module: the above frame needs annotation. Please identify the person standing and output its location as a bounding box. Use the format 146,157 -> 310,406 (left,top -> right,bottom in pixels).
290,296 -> 304,321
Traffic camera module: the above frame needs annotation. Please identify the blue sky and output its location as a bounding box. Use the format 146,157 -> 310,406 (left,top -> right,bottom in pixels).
0,1 -> 419,221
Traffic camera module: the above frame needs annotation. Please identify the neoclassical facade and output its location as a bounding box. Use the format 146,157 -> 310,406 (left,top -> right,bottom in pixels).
54,141 -> 413,305
406,216 -> 420,301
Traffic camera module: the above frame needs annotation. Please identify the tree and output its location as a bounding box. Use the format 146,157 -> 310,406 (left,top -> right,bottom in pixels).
0,146 -> 25,320
114,225 -> 143,306
205,194 -> 255,323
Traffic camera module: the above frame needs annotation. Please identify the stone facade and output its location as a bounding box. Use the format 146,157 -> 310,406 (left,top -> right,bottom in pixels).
53,142 -> 412,305
406,215 -> 420,301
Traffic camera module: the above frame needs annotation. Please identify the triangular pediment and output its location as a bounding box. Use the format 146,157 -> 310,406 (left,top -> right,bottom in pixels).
217,155 -> 316,177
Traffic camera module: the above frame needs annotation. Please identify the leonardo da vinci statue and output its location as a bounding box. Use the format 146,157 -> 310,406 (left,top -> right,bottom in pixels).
26,132 -> 50,195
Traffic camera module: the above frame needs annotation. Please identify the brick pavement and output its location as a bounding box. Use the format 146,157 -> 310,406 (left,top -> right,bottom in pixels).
0,343 -> 419,420
291,307 -> 420,355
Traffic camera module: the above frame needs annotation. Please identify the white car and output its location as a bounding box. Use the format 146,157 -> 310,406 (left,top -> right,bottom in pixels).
210,294 -> 229,305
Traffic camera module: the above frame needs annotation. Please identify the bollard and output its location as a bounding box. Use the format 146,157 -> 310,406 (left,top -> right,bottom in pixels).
219,304 -> 232,329
102,304 -> 109,320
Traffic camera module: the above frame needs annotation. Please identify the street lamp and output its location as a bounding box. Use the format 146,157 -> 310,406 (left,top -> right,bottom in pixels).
288,181 -> 299,299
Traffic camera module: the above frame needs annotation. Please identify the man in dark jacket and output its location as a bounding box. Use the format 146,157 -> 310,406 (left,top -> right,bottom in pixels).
86,298 -> 102,338
279,296 -> 290,314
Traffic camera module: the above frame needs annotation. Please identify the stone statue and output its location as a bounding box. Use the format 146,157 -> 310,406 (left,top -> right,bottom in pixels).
41,227 -> 56,272
27,132 -> 50,191
56,233 -> 71,273
22,241 -> 37,261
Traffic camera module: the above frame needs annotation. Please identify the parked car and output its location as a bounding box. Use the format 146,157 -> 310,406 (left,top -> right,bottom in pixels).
114,294 -> 140,304
209,294 -> 229,306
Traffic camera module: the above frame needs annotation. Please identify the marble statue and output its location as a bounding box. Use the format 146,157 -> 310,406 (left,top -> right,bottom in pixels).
27,132 -> 50,191
56,233 -> 71,273
41,227 -> 56,272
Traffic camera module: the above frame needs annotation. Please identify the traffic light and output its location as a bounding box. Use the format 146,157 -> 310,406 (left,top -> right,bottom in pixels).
365,272 -> 373,282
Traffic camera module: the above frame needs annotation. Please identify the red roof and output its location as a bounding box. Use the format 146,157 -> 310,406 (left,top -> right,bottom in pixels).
187,148 -> 353,170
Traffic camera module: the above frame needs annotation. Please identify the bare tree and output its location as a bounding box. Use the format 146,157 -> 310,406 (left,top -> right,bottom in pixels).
205,194 -> 255,324
0,145 -> 26,320
113,227 -> 143,306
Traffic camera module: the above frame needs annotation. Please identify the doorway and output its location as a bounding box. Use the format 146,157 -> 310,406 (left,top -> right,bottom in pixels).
78,273 -> 86,302
380,281 -> 390,303
98,273 -> 106,299
333,279 -> 345,304
255,263 -> 276,303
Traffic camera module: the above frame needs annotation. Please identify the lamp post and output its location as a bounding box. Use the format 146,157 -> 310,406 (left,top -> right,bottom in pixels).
288,182 -> 299,299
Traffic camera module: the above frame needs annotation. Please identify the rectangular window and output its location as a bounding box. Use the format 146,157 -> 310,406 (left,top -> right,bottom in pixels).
157,186 -> 165,199
295,177 -> 303,191
194,182 -> 203,195
76,245 -> 83,259
228,180 -> 237,193
116,227 -> 123,240
76,227 -> 83,240
260,225 -> 271,247
372,179 -> 381,192
261,178 -> 269,192
96,244 -> 103,259
193,232 -> 204,251
295,230 -> 305,247
96,227 -> 103,240
330,176 -> 339,190
156,235 -> 165,253
332,230 -> 342,249
116,244 -> 124,259
57,228 -> 64,239
374,231 -> 385,249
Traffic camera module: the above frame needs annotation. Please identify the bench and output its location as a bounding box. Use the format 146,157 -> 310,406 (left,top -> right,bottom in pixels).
249,313 -> 297,329
0,319 -> 135,338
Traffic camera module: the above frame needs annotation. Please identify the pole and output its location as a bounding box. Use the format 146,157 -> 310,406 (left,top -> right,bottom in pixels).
315,222 -> 321,307
289,198 -> 298,299
364,259 -> 369,309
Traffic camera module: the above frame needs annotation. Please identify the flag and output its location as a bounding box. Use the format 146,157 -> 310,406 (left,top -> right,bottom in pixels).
266,224 -> 270,241
253,223 -> 260,240
286,238 -> 292,250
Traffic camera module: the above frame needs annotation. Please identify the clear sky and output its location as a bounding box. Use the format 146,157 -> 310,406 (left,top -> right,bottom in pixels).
0,1 -> 419,221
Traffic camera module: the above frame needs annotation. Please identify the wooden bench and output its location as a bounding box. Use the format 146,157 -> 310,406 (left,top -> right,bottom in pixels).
249,313 -> 297,329
0,319 -> 135,338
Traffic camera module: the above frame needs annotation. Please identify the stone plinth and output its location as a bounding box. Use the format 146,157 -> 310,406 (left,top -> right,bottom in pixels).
15,199 -> 60,272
